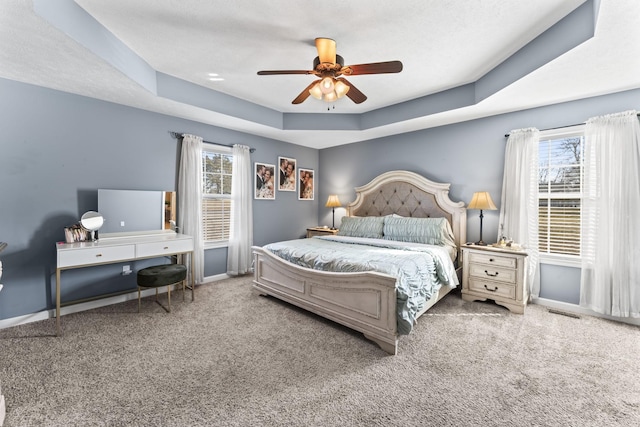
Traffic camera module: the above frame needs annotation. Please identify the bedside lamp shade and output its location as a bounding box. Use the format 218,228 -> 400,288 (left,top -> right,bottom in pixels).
325,195 -> 342,208
467,191 -> 497,246
467,191 -> 497,211
325,195 -> 342,229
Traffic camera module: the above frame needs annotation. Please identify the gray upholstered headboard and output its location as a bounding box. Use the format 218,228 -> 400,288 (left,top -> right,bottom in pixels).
347,170 -> 467,257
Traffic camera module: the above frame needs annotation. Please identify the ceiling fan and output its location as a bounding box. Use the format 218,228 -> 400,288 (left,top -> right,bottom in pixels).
257,38 -> 403,105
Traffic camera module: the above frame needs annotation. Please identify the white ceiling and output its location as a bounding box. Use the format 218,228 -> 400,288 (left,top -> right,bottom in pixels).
1,0 -> 639,149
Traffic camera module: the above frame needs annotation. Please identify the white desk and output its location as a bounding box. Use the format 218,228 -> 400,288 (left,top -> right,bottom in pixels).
55,232 -> 194,335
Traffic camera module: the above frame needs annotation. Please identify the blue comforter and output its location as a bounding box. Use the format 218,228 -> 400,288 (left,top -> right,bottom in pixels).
263,235 -> 458,335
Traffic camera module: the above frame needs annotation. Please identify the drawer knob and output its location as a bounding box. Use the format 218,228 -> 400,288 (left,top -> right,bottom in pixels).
489,258 -> 494,262
164,246 -> 169,250
95,254 -> 102,257
484,270 -> 499,277
484,284 -> 499,292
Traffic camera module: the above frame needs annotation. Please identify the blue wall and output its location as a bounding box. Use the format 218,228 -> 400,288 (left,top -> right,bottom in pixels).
2,73 -> 639,320
0,77 -> 318,320
318,88 -> 640,304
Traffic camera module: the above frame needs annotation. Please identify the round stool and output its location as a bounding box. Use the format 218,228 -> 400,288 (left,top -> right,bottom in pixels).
137,264 -> 187,313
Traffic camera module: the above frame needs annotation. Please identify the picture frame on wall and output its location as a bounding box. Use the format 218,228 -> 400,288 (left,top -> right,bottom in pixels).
278,156 -> 297,192
255,162 -> 276,200
298,168 -> 315,200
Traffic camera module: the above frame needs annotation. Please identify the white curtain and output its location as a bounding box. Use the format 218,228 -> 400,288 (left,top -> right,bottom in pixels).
498,128 -> 540,299
178,134 -> 204,285
581,110 -> 640,317
227,144 -> 253,275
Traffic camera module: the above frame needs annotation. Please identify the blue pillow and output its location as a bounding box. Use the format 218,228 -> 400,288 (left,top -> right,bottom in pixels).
383,217 -> 456,248
337,216 -> 385,239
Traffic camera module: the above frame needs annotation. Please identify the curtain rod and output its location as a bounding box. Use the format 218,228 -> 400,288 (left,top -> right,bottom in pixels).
169,131 -> 256,153
504,112 -> 640,138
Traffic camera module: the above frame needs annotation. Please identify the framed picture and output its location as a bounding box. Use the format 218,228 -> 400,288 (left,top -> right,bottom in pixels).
278,156 -> 297,192
298,168 -> 315,200
254,162 -> 276,200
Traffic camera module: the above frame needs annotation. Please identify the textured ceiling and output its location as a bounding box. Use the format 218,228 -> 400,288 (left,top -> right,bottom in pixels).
0,0 -> 639,148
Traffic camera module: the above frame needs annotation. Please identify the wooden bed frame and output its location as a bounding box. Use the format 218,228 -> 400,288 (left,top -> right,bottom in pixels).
252,170 -> 467,354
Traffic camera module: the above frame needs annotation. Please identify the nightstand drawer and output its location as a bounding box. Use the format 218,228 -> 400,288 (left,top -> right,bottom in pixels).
468,252 -> 517,269
468,278 -> 516,299
468,263 -> 516,284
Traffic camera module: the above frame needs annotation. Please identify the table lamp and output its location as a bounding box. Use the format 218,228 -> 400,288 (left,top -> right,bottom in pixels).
467,191 -> 497,245
325,195 -> 342,229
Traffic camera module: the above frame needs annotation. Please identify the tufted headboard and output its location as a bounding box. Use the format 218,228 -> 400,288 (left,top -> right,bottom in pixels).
347,170 -> 467,259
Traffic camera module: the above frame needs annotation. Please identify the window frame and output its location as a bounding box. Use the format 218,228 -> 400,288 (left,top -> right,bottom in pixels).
537,125 -> 584,268
201,143 -> 233,249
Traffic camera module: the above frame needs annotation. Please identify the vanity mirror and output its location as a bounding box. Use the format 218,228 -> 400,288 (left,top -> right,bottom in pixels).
98,189 -> 176,238
80,211 -> 104,241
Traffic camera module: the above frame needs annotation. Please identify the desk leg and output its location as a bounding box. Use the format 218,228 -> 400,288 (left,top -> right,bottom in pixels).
190,250 -> 195,302
55,268 -> 61,336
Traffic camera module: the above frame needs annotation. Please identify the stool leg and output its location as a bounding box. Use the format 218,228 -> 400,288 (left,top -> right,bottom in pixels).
138,283 -> 174,313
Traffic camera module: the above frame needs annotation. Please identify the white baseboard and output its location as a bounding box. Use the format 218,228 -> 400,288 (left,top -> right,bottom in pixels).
0,394 -> 5,427
204,273 -> 230,282
0,274 -> 229,331
533,297 -> 640,326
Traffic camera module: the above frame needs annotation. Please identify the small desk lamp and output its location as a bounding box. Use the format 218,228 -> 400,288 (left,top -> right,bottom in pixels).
325,195 -> 342,229
467,191 -> 497,246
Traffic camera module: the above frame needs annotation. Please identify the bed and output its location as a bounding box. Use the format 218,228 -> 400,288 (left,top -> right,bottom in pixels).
252,170 -> 467,354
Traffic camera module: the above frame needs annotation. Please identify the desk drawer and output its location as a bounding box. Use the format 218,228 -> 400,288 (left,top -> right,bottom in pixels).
136,238 -> 193,258
58,245 -> 135,268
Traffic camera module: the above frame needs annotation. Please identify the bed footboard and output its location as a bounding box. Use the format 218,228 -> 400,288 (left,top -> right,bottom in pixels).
252,246 -> 400,354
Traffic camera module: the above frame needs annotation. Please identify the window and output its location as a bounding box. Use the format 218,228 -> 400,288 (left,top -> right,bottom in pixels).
537,128 -> 584,257
202,145 -> 233,243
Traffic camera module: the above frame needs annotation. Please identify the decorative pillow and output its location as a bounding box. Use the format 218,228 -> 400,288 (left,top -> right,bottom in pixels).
337,216 -> 385,239
383,217 -> 456,248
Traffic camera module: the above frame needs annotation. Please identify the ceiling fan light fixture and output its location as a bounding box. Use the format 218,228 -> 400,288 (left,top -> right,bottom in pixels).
320,76 -> 335,95
309,82 -> 323,100
323,91 -> 337,102
334,80 -> 349,99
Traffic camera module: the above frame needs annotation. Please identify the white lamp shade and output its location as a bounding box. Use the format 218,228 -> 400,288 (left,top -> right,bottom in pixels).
467,191 -> 497,210
325,194 -> 342,208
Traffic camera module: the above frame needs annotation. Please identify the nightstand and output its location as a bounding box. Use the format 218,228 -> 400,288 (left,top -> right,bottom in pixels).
306,227 -> 339,238
461,244 -> 529,314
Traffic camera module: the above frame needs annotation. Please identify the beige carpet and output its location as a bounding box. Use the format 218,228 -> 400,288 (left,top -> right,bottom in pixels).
0,276 -> 639,427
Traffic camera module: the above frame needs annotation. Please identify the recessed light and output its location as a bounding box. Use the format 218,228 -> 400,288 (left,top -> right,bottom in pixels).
209,77 -> 224,81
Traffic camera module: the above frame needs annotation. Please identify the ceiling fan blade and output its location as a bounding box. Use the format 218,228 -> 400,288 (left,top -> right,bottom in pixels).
315,38 -> 336,64
257,70 -> 315,75
340,60 -> 403,76
292,80 -> 320,104
339,78 -> 367,104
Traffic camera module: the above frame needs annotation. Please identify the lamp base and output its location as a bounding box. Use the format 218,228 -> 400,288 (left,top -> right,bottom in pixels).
475,240 -> 488,246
